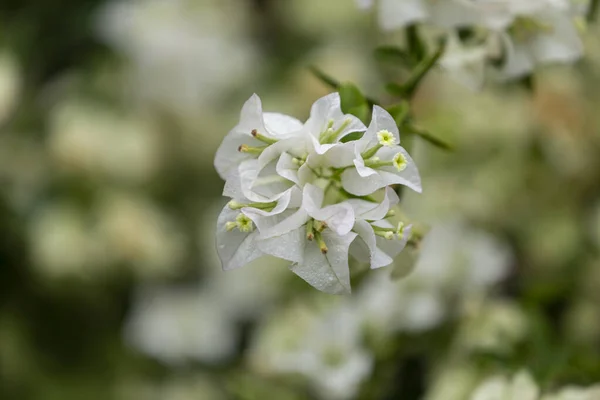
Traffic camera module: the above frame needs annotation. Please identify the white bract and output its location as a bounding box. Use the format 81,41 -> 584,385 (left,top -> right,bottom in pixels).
470,370 -> 540,400
214,93 -> 422,294
356,0 -> 586,83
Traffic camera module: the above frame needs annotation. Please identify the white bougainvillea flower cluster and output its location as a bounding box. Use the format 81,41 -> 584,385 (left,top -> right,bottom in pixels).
357,0 -> 587,83
214,93 -> 421,294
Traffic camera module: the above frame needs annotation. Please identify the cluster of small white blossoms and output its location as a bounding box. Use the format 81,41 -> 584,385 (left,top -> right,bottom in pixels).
214,93 -> 421,294
357,0 -> 588,84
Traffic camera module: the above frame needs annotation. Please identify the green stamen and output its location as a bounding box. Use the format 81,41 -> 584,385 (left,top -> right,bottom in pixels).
306,220 -> 315,241
315,231 -> 328,254
251,129 -> 278,145
238,144 -> 267,155
228,200 -> 277,211
361,144 -> 383,160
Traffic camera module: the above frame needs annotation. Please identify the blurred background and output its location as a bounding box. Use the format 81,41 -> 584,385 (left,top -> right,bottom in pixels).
1,0 -> 599,399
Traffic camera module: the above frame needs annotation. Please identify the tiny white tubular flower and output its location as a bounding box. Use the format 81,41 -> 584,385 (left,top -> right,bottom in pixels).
341,106 -> 421,196
216,187 -> 301,271
214,94 -> 303,180
495,2 -> 584,79
348,187 -> 412,269
470,370 -> 539,400
356,0 -> 491,31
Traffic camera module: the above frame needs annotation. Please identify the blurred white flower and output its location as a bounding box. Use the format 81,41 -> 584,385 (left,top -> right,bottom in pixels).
29,203 -> 105,278
124,222 -> 289,366
440,33 -> 490,90
456,298 -> 529,354
0,52 -> 21,125
425,364 -> 480,400
48,101 -> 162,183
356,0 -> 489,31
356,219 -> 511,334
0,136 -> 49,212
97,0 -> 257,118
248,302 -> 372,400
124,285 -> 239,365
95,192 -> 185,278
497,5 -> 585,79
542,384 -> 600,400
470,370 -> 540,400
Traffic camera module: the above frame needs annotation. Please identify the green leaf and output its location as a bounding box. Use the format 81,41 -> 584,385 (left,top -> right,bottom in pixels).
400,39 -> 446,98
405,24 -> 427,62
374,45 -> 415,68
403,124 -> 453,151
340,131 -> 364,143
339,82 -> 370,123
588,0 -> 599,22
385,101 -> 410,126
384,82 -> 405,97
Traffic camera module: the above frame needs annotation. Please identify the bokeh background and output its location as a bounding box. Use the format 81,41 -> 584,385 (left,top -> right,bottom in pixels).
1,0 -> 600,399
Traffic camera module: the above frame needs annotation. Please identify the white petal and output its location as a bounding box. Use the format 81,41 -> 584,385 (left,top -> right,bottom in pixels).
376,146 -> 422,193
304,93 -> 366,147
498,33 -> 535,80
353,220 -> 394,269
378,0 -> 428,30
471,376 -> 509,400
355,0 -> 374,10
363,105 -> 401,146
510,371 -> 539,400
257,225 -> 305,263
237,94 -> 266,133
361,186 -> 399,220
215,204 -> 264,271
214,131 -> 258,180
290,230 -> 357,294
263,112 -> 303,138
258,208 -> 309,239
257,136 -> 307,172
341,167 -> 385,196
309,202 -> 355,236
241,190 -> 293,232
276,152 -> 300,185
530,12 -> 583,66
376,224 -> 412,261
429,0 -> 481,28
304,93 -> 343,139
322,141 -> 357,168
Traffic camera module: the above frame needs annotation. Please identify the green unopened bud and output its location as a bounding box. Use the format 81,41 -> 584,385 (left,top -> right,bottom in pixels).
396,221 -> 405,237
292,157 -> 305,166
384,210 -> 396,218
375,230 -> 394,240
251,129 -> 278,145
225,221 -> 237,232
